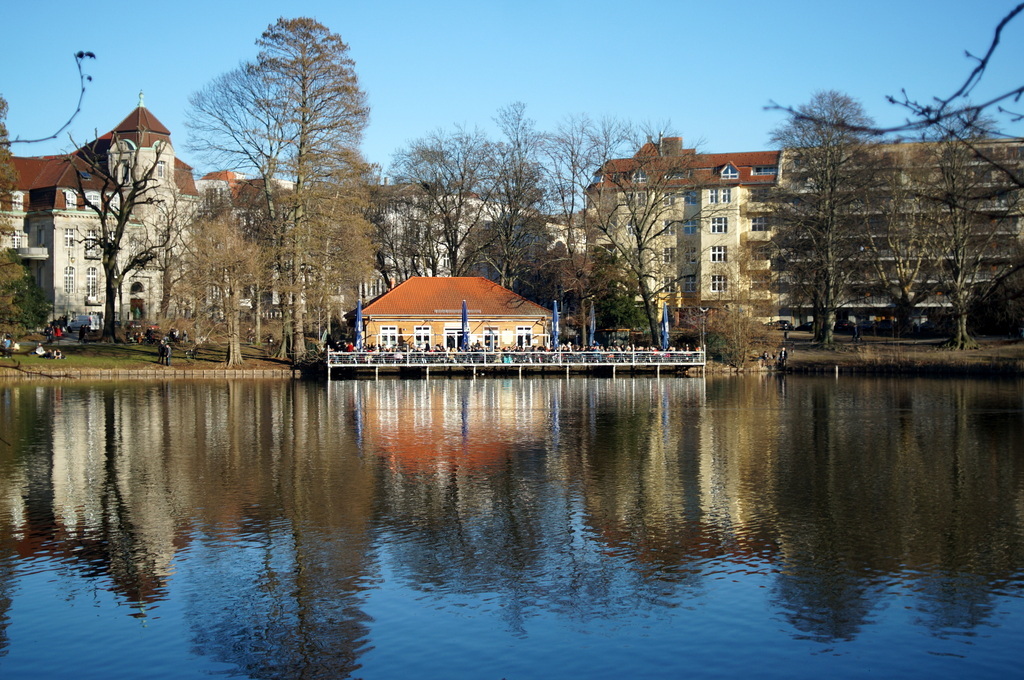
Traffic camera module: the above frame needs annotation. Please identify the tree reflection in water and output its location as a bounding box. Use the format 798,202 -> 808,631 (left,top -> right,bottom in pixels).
0,376 -> 1020,678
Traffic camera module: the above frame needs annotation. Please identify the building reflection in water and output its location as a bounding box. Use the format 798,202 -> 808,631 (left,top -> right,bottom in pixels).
0,375 -> 1021,677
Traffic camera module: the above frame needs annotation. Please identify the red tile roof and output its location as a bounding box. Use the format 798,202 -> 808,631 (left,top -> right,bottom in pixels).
363,277 -> 551,318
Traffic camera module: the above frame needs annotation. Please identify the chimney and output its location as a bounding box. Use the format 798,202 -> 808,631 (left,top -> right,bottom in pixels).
660,137 -> 683,156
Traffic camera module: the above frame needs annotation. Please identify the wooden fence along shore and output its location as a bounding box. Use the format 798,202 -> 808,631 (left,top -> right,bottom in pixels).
325,349 -> 707,379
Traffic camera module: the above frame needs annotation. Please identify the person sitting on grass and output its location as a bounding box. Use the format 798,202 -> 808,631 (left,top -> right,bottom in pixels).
34,343 -> 46,356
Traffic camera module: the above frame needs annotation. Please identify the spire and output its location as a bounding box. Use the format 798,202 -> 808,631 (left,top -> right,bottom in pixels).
138,91 -> 145,108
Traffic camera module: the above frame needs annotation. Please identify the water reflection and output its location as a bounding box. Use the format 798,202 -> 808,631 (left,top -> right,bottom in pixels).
0,376 -> 1021,678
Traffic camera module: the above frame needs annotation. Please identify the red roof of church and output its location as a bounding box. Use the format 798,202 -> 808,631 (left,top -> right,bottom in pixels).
362,277 -> 550,317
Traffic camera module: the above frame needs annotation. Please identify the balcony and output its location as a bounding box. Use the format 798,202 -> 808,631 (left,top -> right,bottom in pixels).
15,247 -> 49,260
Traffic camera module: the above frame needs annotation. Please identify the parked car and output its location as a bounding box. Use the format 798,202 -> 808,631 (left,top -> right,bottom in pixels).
765,320 -> 793,330
795,322 -> 814,332
834,320 -> 855,333
67,314 -> 102,332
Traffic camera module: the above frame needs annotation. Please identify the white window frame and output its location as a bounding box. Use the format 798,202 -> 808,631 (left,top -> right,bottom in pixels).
708,189 -> 719,204
484,327 -> 499,350
157,160 -> 166,179
683,275 -> 697,293
85,267 -> 98,297
516,326 -> 533,348
379,325 -> 398,348
64,266 -> 76,294
721,164 -> 738,179
11,192 -> 23,211
711,275 -> 727,293
64,228 -> 75,249
64,190 -> 77,210
711,217 -> 728,234
752,166 -> 778,175
711,246 -> 727,263
662,247 -> 676,264
721,188 -> 732,203
751,216 -> 769,232
11,230 -> 24,248
683,191 -> 698,205
662,220 -> 677,237
413,325 -> 431,348
684,246 -> 698,264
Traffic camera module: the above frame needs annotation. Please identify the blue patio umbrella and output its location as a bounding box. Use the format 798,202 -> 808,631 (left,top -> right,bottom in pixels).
552,300 -> 560,349
354,298 -> 363,350
660,303 -> 670,351
461,299 -> 470,351
588,302 -> 596,347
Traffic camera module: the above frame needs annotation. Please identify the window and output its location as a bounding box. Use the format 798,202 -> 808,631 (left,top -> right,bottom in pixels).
683,191 -> 698,205
86,267 -> 98,297
64,266 -> 76,294
628,191 -> 648,206
711,275 -> 728,293
683,275 -> 697,293
721,188 -> 731,203
711,217 -> 728,233
85,229 -> 100,259
662,220 -> 677,237
632,170 -> 647,184
721,164 -> 738,179
708,189 -> 719,204
753,244 -> 771,261
751,272 -> 771,291
157,160 -> 166,179
11,192 -> 23,211
662,193 -> 676,207
711,246 -> 727,262
414,326 -> 431,348
64,228 -> 75,248
109,193 -> 121,211
120,163 -> 132,184
64,190 -> 77,210
662,247 -> 676,264
708,188 -> 731,203
682,220 -> 698,235
684,246 -> 698,264
85,190 -> 101,208
379,325 -> 398,348
484,327 -> 499,350
750,188 -> 770,203
753,166 -> 778,175
662,277 -> 677,293
516,326 -> 533,348
11,230 -> 24,248
751,216 -> 769,232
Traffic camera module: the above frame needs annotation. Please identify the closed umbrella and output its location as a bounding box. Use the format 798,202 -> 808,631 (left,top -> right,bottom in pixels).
461,299 -> 469,351
661,303 -> 670,351
552,300 -> 559,350
355,299 -> 363,350
588,302 -> 596,347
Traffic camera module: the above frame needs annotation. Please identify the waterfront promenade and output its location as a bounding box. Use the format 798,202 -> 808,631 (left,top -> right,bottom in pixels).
325,348 -> 706,379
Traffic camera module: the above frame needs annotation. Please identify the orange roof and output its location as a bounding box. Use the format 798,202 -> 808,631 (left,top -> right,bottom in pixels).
362,277 -> 551,318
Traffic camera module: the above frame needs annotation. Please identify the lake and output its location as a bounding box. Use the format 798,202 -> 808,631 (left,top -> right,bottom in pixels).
0,375 -> 1021,679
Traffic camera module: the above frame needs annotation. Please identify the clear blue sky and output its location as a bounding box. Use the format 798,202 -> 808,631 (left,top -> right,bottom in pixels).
3,0 -> 1022,176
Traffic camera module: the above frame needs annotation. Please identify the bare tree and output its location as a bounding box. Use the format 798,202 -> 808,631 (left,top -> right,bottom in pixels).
863,149 -> 942,333
915,120 -> 1023,348
483,103 -> 549,291
72,135 -> 171,341
183,214 -> 267,366
770,91 -> 881,345
586,127 -> 703,342
188,17 -> 370,360
391,126 -> 494,277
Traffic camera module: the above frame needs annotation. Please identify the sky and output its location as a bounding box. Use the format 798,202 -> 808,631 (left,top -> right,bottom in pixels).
3,0 -> 1023,177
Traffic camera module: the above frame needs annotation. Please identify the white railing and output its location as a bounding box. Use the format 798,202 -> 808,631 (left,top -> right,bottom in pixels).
326,349 -> 705,368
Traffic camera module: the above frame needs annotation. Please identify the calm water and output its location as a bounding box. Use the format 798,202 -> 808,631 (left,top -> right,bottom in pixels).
0,375 -> 1022,679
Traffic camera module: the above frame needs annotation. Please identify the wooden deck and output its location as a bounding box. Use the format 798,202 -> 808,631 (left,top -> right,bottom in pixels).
325,349 -> 705,379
